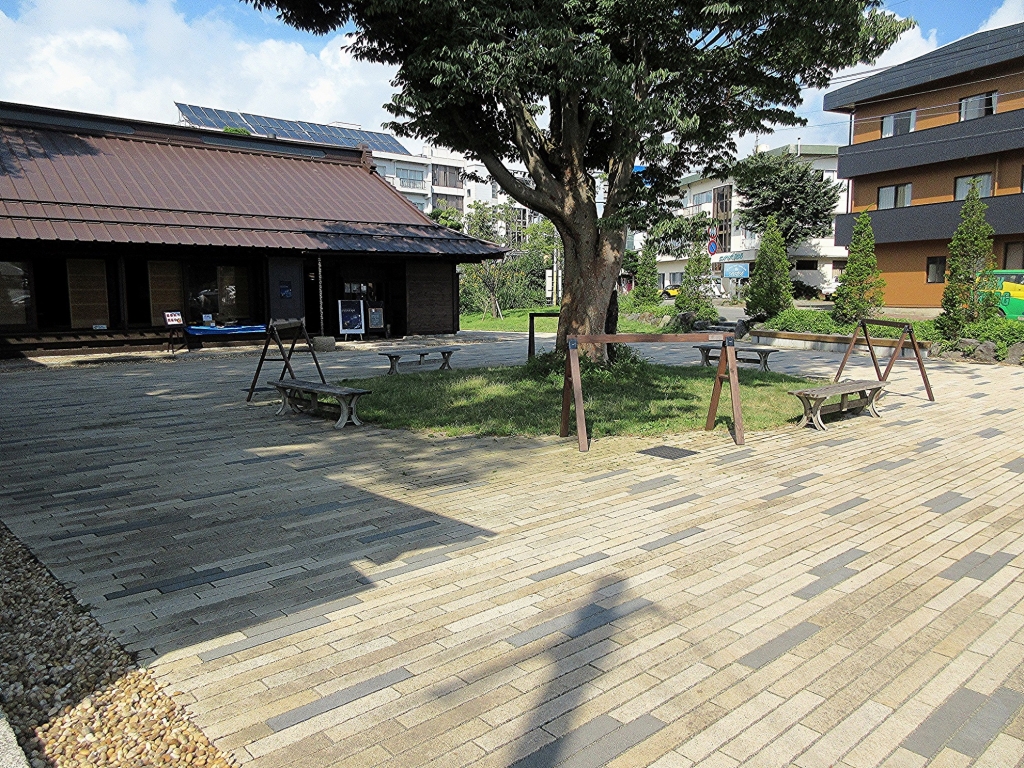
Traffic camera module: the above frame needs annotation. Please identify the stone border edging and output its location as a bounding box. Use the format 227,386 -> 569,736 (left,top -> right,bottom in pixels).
0,710 -> 29,768
752,329 -> 931,357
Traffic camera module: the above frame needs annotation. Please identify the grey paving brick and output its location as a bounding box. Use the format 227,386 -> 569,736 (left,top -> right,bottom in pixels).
356,519 -> 440,544
506,604 -> 606,648
50,515 -> 173,541
888,418 -> 924,426
861,458 -> 914,472
198,615 -> 331,661
938,552 -> 989,581
581,469 -> 630,484
640,526 -> 704,551
564,598 -> 652,638
816,438 -> 854,447
558,714 -> 666,768
648,493 -> 701,512
948,687 -> 1024,758
104,562 -> 271,600
966,392 -> 989,399
977,427 -> 1004,438
782,473 -> 824,487
820,497 -> 868,515
529,552 -> 609,582
356,553 -> 451,585
265,667 -> 413,732
737,622 -> 821,669
923,491 -> 970,514
225,451 -> 304,465
915,438 -> 945,452
901,687 -> 988,758
809,548 -> 867,577
639,446 -> 698,460
1003,457 -> 1024,473
509,715 -> 621,768
716,449 -> 753,464
965,552 -> 1016,581
628,475 -> 677,494
983,408 -> 1015,416
794,567 -> 858,599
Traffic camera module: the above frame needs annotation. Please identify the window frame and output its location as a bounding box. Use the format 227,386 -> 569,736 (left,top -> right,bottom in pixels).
959,92 -> 997,122
881,109 -> 917,138
926,256 -> 946,284
954,173 -> 993,200
877,182 -> 912,210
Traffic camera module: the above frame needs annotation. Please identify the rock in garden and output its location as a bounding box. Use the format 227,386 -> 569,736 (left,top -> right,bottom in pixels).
1005,342 -> 1024,365
973,340 -> 998,363
734,319 -> 749,340
958,338 -> 980,353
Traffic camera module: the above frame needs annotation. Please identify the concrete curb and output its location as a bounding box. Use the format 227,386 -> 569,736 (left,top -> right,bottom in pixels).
0,710 -> 29,768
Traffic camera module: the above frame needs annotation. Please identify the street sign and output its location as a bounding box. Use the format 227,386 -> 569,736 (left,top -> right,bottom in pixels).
708,241 -> 718,256
707,225 -> 718,240
722,263 -> 750,279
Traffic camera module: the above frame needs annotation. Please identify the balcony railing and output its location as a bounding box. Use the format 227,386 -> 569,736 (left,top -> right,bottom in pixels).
398,177 -> 427,190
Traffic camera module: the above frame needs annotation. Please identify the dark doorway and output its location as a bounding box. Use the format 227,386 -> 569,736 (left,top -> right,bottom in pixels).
34,258 -> 70,330
124,259 -> 151,326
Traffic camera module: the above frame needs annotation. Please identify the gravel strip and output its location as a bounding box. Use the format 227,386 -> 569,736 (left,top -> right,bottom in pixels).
0,522 -> 236,767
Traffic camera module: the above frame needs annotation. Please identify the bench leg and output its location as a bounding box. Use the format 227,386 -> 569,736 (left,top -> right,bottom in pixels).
332,397 -> 352,429
699,349 -> 711,367
275,390 -> 289,416
795,395 -> 813,429
759,353 -> 770,372
439,351 -> 454,371
386,356 -> 400,375
418,353 -> 428,365
865,389 -> 882,418
810,398 -> 828,431
348,393 -> 365,426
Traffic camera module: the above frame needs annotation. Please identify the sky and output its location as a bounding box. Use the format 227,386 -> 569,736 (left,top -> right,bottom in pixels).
0,0 -> 1022,156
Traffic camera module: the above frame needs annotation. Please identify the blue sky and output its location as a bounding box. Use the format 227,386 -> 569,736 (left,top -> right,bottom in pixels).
0,0 -> 1021,152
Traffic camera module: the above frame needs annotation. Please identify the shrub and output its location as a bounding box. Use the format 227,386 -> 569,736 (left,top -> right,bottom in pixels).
962,317 -> 1024,348
832,211 -> 885,323
790,279 -> 821,300
745,216 -> 794,319
674,245 -> 718,319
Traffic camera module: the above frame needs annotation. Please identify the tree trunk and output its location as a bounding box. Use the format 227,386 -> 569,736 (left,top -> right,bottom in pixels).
554,208 -> 625,359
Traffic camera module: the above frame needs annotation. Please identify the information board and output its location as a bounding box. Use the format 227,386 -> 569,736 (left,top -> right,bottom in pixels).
164,311 -> 183,326
722,263 -> 750,279
368,306 -> 385,329
338,300 -> 365,334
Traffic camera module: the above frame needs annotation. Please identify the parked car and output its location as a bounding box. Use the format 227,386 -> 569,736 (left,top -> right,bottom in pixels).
661,284 -> 681,299
982,270 -> 1024,319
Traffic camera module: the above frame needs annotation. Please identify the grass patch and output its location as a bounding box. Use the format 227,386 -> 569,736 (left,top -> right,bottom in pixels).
459,307 -> 669,334
341,359 -> 817,438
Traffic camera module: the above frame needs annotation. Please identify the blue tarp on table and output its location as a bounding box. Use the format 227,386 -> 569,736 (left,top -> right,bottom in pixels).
185,325 -> 266,336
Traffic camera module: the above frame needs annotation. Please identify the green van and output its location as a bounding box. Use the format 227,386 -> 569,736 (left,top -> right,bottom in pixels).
983,271 -> 1024,319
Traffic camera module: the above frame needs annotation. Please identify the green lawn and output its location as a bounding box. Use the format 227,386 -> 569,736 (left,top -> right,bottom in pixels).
459,307 -> 671,334
340,363 -> 817,438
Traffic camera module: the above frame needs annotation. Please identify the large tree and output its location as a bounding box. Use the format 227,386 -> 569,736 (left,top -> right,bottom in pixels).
732,150 -> 843,249
250,0 -> 910,352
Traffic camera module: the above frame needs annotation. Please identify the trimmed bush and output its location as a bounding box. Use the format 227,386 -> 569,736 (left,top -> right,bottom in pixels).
745,216 -> 794,319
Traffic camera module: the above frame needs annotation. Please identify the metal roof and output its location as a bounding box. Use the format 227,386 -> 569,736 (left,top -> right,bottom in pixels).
824,22 -> 1024,113
0,102 -> 504,258
175,103 -> 413,155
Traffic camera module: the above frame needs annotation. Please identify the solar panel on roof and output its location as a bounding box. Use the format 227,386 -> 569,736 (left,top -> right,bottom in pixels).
175,103 -> 412,154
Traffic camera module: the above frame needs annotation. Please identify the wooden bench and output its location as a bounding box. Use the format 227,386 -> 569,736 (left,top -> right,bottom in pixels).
378,346 -> 460,375
694,343 -> 781,372
267,379 -> 370,429
788,380 -> 885,431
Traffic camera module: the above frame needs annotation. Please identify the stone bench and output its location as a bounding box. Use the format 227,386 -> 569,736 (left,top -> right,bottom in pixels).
378,346 -> 460,375
267,379 -> 370,429
788,380 -> 885,431
694,343 -> 781,372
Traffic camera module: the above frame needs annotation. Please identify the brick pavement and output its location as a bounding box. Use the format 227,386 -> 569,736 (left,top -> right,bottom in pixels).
2,336 -> 1024,767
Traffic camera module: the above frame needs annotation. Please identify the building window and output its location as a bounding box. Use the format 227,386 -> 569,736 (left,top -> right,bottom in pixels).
926,256 -> 946,283
960,92 -> 997,121
396,167 -> 426,190
669,272 -> 683,284
1006,242 -> 1024,270
432,193 -> 463,212
432,164 -> 463,189
877,183 -> 912,209
954,173 -> 993,200
0,261 -> 31,327
881,109 -> 916,138
691,190 -> 713,206
794,260 -> 818,271
832,260 -> 848,277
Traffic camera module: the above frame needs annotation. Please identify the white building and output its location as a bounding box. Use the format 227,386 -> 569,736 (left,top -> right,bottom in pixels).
655,144 -> 849,294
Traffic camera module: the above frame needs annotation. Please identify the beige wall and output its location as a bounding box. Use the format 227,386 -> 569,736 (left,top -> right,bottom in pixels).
852,67 -> 1024,144
851,149 -> 1024,211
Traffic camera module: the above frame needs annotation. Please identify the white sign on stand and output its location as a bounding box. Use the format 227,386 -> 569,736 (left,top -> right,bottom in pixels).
338,300 -> 365,336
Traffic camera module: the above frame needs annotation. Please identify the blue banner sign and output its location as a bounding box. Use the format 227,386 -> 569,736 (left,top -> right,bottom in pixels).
722,263 -> 750,279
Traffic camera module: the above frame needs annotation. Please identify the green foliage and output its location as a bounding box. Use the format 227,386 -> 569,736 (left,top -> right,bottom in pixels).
222,126 -> 251,136
832,211 -> 885,323
621,249 -> 640,277
627,239 -> 662,309
962,317 -> 1024,348
674,245 -> 717,320
251,0 -> 912,340
345,363 -> 815,437
937,181 -> 997,340
429,205 -> 463,229
733,151 -> 842,248
763,308 -> 942,342
790,279 -> 820,301
745,216 -> 794,319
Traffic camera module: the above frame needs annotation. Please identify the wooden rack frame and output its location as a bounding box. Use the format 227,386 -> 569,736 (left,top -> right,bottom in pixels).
834,318 -> 934,401
246,318 -> 326,402
560,333 -> 745,452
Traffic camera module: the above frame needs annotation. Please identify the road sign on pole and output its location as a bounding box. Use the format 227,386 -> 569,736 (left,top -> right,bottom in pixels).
707,225 -> 718,240
708,241 -> 718,256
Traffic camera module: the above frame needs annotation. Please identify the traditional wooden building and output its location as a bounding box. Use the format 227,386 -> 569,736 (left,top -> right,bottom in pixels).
0,101 -> 504,354
825,22 -> 1024,307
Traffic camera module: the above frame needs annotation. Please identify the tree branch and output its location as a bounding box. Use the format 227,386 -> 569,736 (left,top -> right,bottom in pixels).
477,151 -> 564,223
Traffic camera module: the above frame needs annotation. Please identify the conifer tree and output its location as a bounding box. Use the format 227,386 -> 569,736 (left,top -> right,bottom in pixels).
936,180 -> 996,340
832,211 -> 885,323
627,240 -> 662,309
675,244 -> 718,321
745,216 -> 794,319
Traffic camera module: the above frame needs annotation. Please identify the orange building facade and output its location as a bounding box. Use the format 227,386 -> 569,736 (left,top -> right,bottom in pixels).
825,23 -> 1024,307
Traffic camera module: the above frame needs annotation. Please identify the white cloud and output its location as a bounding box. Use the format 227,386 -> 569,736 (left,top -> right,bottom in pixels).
980,0 -> 1024,30
0,0 -> 399,132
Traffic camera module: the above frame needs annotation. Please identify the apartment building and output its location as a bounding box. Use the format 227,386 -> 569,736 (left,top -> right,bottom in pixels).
825,22 -> 1024,307
656,144 -> 848,292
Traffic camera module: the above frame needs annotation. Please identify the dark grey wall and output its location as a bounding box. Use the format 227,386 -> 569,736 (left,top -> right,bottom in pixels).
267,257 -> 305,321
835,193 -> 1024,245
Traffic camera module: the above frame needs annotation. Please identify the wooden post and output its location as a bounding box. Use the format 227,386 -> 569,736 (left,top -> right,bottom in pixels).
568,339 -> 588,452
861,319 -> 883,380
559,347 -> 573,438
834,323 -> 861,383
880,327 -> 909,382
706,339 -> 729,431
726,340 -> 745,444
528,313 -> 536,360
908,325 -> 935,401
